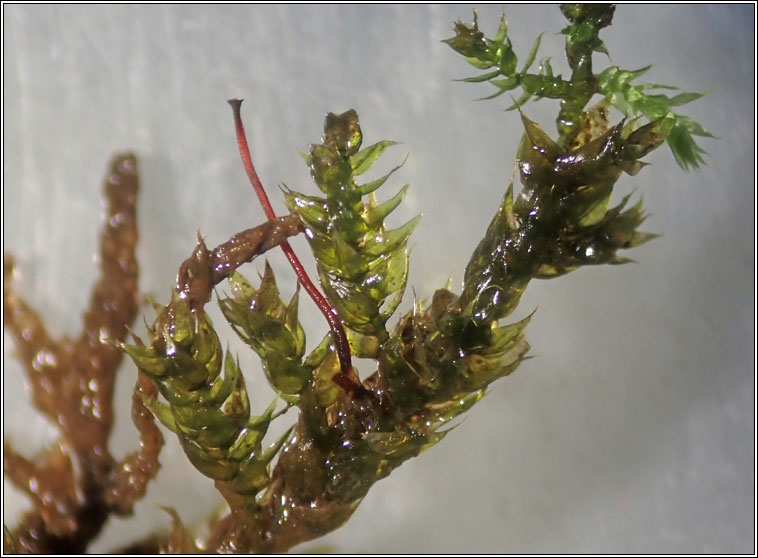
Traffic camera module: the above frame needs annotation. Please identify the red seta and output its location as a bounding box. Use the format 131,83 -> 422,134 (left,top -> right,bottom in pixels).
228,99 -> 361,394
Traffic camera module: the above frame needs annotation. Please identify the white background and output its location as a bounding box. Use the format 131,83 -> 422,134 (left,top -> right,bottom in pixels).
3,4 -> 754,553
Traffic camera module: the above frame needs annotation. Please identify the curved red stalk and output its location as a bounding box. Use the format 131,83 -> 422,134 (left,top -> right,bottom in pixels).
228,99 -> 360,393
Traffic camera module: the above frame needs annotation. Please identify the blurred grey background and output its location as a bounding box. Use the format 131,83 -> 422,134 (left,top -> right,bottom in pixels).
3,4 -> 754,553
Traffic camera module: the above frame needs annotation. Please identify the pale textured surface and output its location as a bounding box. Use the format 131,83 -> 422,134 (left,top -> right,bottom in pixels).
3,5 -> 754,553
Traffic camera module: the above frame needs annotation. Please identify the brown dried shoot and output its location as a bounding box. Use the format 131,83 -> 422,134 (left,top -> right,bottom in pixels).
3,153 -> 307,554
3,153 -> 152,553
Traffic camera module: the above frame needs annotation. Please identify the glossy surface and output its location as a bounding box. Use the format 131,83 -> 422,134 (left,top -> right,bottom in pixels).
3,4 -> 753,554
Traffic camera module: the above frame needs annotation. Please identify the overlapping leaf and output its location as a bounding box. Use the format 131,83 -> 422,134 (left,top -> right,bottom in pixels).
461,111 -> 671,323
120,291 -> 287,495
285,109 -> 418,342
219,264 -> 309,401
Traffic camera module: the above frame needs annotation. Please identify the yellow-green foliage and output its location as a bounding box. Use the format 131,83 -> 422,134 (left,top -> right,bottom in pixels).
118,4 -> 710,551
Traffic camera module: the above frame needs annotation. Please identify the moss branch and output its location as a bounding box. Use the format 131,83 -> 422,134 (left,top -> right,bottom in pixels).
3,154 -> 142,553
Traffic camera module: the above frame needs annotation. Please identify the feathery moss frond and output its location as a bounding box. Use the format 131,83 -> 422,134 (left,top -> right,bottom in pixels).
445,5 -> 712,168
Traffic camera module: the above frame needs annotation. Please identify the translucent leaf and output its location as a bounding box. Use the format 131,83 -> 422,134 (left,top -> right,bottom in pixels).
206,350 -> 241,404
220,297 -> 298,358
488,76 -> 519,91
426,390 -> 486,429
516,111 -> 562,169
521,33 -> 543,73
217,297 -> 251,339
624,114 -> 675,161
221,268 -> 307,362
163,291 -> 194,348
350,140 -> 399,176
357,157 -> 406,196
220,357 -> 251,422
667,122 -> 708,171
540,57 -> 554,77
311,347 -> 341,407
363,184 -> 409,228
577,187 -> 613,226
628,64 -> 652,79
629,231 -> 660,247
120,343 -> 170,378
303,333 -> 333,371
505,89 -> 533,111
599,198 -> 650,248
463,336 -> 530,389
456,69 -> 502,83
370,246 -> 410,320
262,352 -> 310,396
365,427 -> 426,457
227,271 -> 255,303
501,182 -> 517,230
141,394 -> 177,433
674,115 -> 715,138
482,312 -> 533,356
476,85 -> 511,101
499,42 -> 518,76
599,192 -> 634,223
179,437 -> 236,481
284,285 -> 306,358
536,263 -> 578,278
639,83 -> 681,92
159,376 -> 211,407
227,427 -> 290,494
192,312 -> 222,380
303,232 -> 338,269
259,425 -> 294,465
282,188 -> 330,233
346,329 -> 381,359
163,339 -> 212,390
318,269 -> 379,332
369,242 -> 410,299
256,262 -> 285,318
598,64 -> 650,96
668,91 -> 707,107
227,399 -> 277,461
229,458 -> 269,495
493,13 -> 508,44
520,74 -> 570,99
174,407 -> 241,450
463,55 -> 496,70
329,232 -> 369,281
361,214 -> 422,257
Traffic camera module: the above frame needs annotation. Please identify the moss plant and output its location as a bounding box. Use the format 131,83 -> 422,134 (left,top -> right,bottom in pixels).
3,5 -> 710,553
